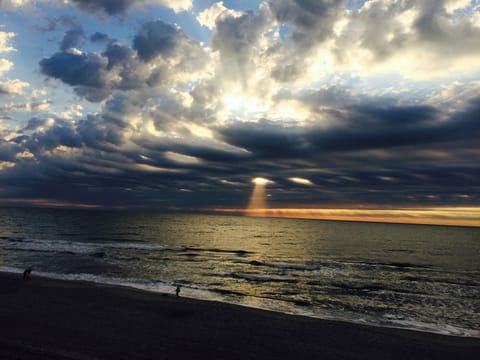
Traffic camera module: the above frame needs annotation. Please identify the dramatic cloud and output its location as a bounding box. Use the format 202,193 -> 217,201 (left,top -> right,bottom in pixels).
69,0 -> 192,16
40,51 -> 106,94
60,22 -> 85,51
0,0 -> 479,223
332,0 -> 480,77
134,21 -> 197,62
211,3 -> 272,84
197,1 -> 243,30
40,20 -> 209,101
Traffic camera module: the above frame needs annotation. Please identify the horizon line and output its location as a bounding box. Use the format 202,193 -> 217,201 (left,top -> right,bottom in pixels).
208,207 -> 480,228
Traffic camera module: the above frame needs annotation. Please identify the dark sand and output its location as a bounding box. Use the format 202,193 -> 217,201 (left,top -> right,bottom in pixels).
1,272 -> 479,360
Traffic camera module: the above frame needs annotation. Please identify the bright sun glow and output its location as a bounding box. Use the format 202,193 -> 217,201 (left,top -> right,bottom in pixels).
252,177 -> 271,185
221,90 -> 268,121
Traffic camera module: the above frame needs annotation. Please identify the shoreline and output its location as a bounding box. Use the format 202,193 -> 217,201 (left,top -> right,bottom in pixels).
2,271 -> 479,360
2,266 -> 478,339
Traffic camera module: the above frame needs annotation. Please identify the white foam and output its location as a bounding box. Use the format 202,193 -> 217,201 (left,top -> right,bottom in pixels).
387,318 -> 480,338
3,237 -> 187,255
0,265 -> 24,274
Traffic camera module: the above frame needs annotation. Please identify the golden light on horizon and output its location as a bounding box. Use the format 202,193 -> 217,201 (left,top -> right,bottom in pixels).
218,206 -> 480,227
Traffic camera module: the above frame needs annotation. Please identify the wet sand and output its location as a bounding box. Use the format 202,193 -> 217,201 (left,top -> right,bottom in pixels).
1,272 -> 479,359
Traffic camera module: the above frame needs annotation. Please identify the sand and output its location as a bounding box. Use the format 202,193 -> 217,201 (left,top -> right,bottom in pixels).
1,272 -> 479,360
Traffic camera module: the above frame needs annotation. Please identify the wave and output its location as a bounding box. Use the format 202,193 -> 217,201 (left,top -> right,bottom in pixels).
230,272 -> 298,284
211,288 -> 246,297
1,238 -> 255,259
248,260 -> 320,271
332,283 -> 384,294
403,275 -> 480,287
246,259 -> 431,273
384,317 -> 480,338
1,237 -> 189,255
347,260 -> 432,270
189,247 -> 254,256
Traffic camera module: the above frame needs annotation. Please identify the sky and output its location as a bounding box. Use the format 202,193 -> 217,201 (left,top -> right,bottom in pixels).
0,0 -> 479,226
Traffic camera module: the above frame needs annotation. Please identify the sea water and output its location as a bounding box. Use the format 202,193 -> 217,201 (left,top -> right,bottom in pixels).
1,207 -> 479,337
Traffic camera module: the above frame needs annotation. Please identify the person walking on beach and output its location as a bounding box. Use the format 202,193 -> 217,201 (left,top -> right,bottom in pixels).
175,285 -> 181,297
23,267 -> 32,280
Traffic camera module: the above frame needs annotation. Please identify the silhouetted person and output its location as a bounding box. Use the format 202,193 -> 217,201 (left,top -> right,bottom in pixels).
23,267 -> 32,280
176,285 -> 181,297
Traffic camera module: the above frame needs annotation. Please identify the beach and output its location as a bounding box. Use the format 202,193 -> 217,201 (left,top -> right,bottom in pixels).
1,272 -> 479,360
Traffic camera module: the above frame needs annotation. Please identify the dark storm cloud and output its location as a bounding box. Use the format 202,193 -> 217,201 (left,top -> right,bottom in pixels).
133,20 -> 208,71
0,139 -> 19,161
269,0 -> 346,41
39,50 -> 109,102
219,98 -> 480,160
60,23 -> 85,51
102,41 -> 143,88
70,0 -> 132,16
76,115 -> 126,150
40,51 -> 106,88
322,100 -> 479,152
21,120 -> 82,155
219,119 -> 308,159
72,94 -> 148,151
133,21 -> 179,61
24,117 -> 52,131
18,96 -> 137,156
40,38 -> 138,93
74,86 -> 113,103
39,20 -> 208,102
2,94 -> 479,209
90,32 -> 109,43
137,136 -> 250,163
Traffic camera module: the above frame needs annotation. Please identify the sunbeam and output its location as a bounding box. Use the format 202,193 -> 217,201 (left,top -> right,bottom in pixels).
245,177 -> 272,217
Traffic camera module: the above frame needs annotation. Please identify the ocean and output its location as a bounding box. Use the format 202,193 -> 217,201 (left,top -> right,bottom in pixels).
1,207 -> 479,337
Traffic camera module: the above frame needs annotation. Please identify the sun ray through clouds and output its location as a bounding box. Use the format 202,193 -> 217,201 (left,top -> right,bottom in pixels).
245,177 -> 273,217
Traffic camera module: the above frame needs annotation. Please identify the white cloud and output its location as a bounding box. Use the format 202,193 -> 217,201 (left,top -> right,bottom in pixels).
0,32 -> 16,53
197,2 -> 243,30
317,0 -> 480,80
31,88 -> 48,98
0,59 -> 13,76
0,79 -> 29,96
58,103 -> 84,119
150,0 -> 192,13
444,0 -> 473,13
